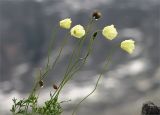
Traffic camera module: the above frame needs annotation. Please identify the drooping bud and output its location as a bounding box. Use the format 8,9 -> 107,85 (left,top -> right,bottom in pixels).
39,80 -> 44,88
53,84 -> 58,90
93,31 -> 98,38
92,11 -> 102,20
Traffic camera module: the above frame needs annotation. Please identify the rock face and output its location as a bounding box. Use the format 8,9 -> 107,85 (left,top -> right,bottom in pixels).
0,0 -> 160,115
142,102 -> 160,115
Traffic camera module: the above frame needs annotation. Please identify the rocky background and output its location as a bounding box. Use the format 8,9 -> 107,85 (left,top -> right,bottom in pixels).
0,0 -> 160,115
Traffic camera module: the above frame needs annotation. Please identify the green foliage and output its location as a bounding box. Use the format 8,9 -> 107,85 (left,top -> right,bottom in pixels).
10,13 -> 102,115
11,93 -> 62,115
11,94 -> 38,115
10,11 -> 132,115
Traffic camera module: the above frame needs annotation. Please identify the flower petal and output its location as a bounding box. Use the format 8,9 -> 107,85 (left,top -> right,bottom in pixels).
60,18 -> 72,29
120,39 -> 135,54
70,25 -> 85,38
102,25 -> 118,40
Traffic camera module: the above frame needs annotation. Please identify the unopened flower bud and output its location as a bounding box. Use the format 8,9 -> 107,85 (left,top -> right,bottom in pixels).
39,80 -> 44,88
93,32 -> 98,38
92,11 -> 102,20
53,84 -> 58,90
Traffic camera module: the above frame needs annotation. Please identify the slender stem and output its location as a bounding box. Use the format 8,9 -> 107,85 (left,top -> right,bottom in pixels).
72,45 -> 117,115
54,31 -> 97,99
29,32 -> 69,99
52,18 -> 95,99
50,34 -> 69,71
51,39 -> 82,98
48,18 -> 97,109
76,18 -> 94,57
29,26 -> 58,97
46,26 -> 59,68
41,33 -> 69,80
62,32 -> 96,86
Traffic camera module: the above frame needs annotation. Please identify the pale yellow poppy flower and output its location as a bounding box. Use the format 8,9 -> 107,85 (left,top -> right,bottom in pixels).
59,18 -> 72,29
102,25 -> 118,40
120,39 -> 135,54
70,25 -> 85,38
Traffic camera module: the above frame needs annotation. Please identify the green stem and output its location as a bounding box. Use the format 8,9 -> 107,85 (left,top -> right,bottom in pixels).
29,32 -> 69,99
51,39 -> 82,98
54,31 -> 97,99
52,19 -> 95,99
50,34 -> 69,71
46,26 -> 59,68
62,32 -> 96,86
72,45 -> 117,115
